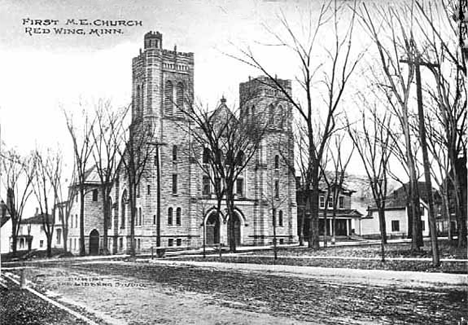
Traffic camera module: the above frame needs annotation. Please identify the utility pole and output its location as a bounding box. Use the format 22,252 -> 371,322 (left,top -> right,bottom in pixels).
401,51 -> 440,267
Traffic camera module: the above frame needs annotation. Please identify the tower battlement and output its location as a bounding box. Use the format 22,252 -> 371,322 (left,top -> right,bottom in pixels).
144,31 -> 162,49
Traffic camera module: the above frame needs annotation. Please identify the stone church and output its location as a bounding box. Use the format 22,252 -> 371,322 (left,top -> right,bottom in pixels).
64,31 -> 297,254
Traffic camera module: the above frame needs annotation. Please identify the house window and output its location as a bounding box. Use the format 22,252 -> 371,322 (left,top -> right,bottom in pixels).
202,148 -> 210,164
278,210 -> 283,227
328,196 -> 333,209
339,196 -> 344,209
92,189 -> 98,201
279,238 -> 284,244
421,220 -> 425,231
391,220 -> 400,232
168,208 -> 173,226
176,239 -> 182,246
119,237 -> 123,250
137,239 -> 141,251
274,155 -> 279,169
202,176 -> 211,196
236,178 -> 244,197
319,196 -> 325,208
176,208 -> 181,226
172,174 -> 178,194
40,240 -> 44,248
275,180 -> 279,199
172,145 -> 178,161
56,229 -> 62,244
165,80 -> 173,116
168,238 -> 174,247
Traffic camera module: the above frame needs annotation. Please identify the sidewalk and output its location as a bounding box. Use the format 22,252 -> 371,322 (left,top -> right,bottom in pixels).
149,259 -> 468,288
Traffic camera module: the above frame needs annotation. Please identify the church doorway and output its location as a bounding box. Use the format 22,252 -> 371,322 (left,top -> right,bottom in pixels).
227,213 -> 241,246
89,229 -> 100,255
205,212 -> 220,246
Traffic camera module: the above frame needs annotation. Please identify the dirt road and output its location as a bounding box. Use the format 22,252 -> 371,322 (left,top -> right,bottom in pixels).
4,260 -> 467,325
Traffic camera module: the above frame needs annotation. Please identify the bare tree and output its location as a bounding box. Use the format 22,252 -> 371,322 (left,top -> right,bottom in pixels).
347,101 -> 393,262
118,119 -> 157,257
181,99 -> 266,252
32,149 -> 63,257
359,2 -> 426,250
231,0 -> 361,249
91,100 -> 128,254
414,0 -> 467,247
64,107 -> 96,256
0,149 -> 34,256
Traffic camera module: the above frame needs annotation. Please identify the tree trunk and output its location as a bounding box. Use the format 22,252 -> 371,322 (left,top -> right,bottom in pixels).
377,208 -> 386,262
101,187 -> 110,255
129,185 -> 136,257
299,205 -> 305,246
308,184 -> 320,250
11,219 -> 18,257
79,188 -> 86,256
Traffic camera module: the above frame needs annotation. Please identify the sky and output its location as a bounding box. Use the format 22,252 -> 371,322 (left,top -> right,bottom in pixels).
0,0 -> 332,152
0,0 -> 411,214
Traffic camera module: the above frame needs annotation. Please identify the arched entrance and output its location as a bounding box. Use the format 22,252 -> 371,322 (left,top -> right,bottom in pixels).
89,229 -> 100,255
205,212 -> 220,246
227,213 -> 241,246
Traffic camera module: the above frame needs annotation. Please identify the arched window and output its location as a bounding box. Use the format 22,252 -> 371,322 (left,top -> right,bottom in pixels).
278,210 -> 283,227
138,207 -> 142,226
274,155 -> 280,169
168,207 -> 173,225
136,85 -> 141,116
237,151 -> 245,165
121,190 -> 127,229
108,197 -> 112,229
269,104 -> 275,124
172,145 -> 178,161
202,147 -> 210,164
92,189 -> 98,202
165,80 -> 173,116
176,207 -> 181,225
176,82 -> 184,112
278,105 -> 284,127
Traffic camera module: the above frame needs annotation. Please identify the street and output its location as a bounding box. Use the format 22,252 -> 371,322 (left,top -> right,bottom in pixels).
2,259 -> 466,325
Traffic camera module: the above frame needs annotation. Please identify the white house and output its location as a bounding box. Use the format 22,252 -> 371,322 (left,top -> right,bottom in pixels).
361,184 -> 432,238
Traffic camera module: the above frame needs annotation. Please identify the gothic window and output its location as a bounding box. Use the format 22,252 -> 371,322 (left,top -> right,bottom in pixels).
202,176 -> 211,196
92,189 -> 98,201
121,190 -> 127,229
269,104 -> 275,124
176,82 -> 184,112
176,207 -> 181,225
172,145 -> 178,161
275,180 -> 279,198
278,210 -> 283,227
136,85 -> 141,116
147,185 -> 151,195
140,83 -> 145,113
202,148 -> 210,164
168,207 -> 173,225
165,80 -> 173,116
274,155 -> 280,169
237,151 -> 245,165
172,174 -> 178,194
138,208 -> 142,226
236,178 -> 244,197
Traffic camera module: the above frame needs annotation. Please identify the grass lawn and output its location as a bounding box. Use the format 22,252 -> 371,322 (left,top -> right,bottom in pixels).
175,240 -> 468,274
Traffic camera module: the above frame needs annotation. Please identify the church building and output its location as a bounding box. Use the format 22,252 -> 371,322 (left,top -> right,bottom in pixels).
65,31 -> 297,254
